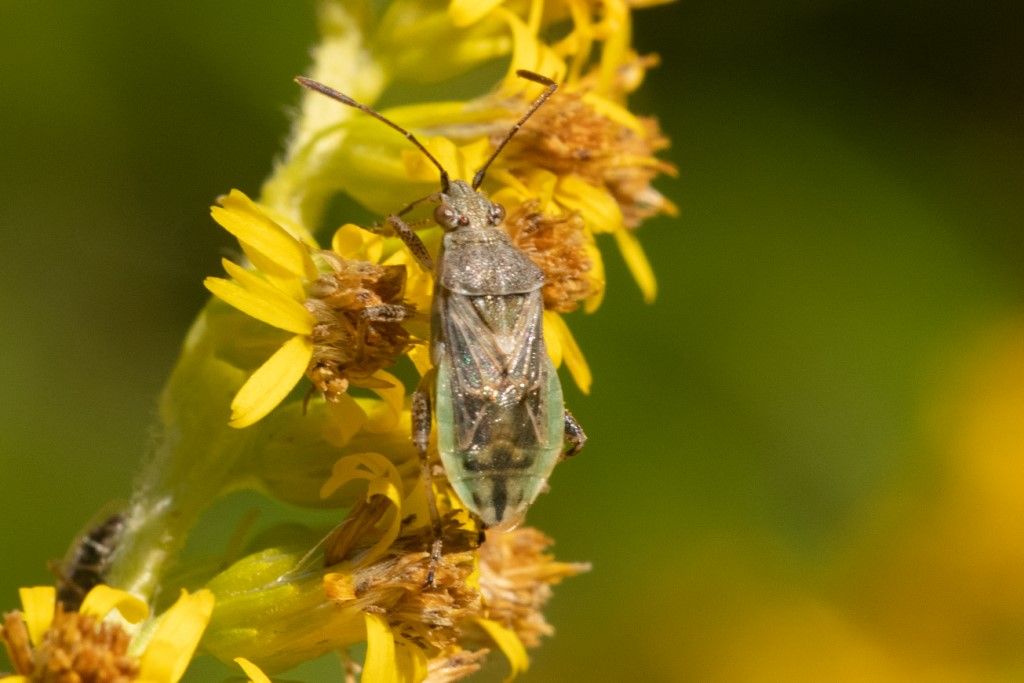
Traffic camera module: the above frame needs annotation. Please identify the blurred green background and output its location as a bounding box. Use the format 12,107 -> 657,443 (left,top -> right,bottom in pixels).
2,1 -> 1023,681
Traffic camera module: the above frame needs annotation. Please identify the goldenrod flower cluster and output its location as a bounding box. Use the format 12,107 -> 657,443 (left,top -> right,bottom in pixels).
2,1 -> 672,680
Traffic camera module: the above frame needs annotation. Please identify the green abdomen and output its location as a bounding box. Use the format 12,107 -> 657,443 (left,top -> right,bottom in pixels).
435,352 -> 564,530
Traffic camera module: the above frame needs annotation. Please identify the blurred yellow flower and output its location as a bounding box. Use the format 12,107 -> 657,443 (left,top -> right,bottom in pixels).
0,585 -> 212,683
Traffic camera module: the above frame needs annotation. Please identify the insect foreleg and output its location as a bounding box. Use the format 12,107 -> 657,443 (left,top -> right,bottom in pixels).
412,376 -> 444,585
385,214 -> 434,272
395,191 -> 442,219
563,408 -> 587,458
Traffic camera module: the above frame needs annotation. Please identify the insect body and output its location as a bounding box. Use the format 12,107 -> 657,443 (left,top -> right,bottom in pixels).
53,513 -> 125,610
430,180 -> 569,529
297,71 -> 586,534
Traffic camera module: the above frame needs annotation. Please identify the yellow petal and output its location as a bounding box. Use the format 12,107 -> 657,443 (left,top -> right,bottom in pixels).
18,586 -> 55,647
402,137 -> 490,185
385,249 -> 434,315
562,0 -> 594,82
363,612 -> 400,683
449,0 -> 505,27
395,635 -> 429,683
332,223 -> 384,263
614,227 -> 657,303
477,618 -> 529,682
230,335 -> 314,428
595,0 -> 630,95
542,311 -> 563,368
241,245 -> 308,302
136,589 -> 214,683
555,175 -> 623,235
547,312 -> 592,394
323,394 -> 369,448
466,554 -> 482,591
205,269 -> 313,336
363,370 -> 405,433
456,138 -> 493,182
320,453 -> 404,567
79,585 -> 148,624
212,190 -> 315,279
235,657 -> 272,683
497,8 -> 567,94
581,92 -> 646,135
220,259 -> 314,333
582,235 -> 606,313
407,344 -> 433,378
0,676 -> 29,682
403,136 -> 460,183
489,168 -> 532,200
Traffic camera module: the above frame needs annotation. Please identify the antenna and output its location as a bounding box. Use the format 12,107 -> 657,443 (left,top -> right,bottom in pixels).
295,76 -> 451,192
472,69 -> 558,190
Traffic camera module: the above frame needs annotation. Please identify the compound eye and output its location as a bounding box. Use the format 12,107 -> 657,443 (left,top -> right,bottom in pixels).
488,203 -> 506,225
434,204 -> 459,230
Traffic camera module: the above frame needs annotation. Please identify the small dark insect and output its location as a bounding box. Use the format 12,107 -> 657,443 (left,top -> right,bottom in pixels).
53,513 -> 125,610
297,71 -> 588,582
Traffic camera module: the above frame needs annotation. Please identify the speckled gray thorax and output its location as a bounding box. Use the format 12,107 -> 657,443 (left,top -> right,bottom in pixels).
439,229 -> 544,295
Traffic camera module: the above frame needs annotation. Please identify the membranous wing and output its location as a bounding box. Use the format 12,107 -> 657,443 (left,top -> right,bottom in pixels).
439,288 -> 553,455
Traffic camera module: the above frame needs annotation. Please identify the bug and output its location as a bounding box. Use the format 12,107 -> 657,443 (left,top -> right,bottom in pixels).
296,70 -> 587,549
52,512 -> 126,610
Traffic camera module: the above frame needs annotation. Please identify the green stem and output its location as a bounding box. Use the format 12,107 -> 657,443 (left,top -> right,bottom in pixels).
105,2 -> 388,600
105,310 -> 255,599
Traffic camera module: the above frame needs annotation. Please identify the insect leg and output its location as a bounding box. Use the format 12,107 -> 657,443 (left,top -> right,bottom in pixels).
412,376 -> 444,586
361,303 -> 416,322
385,214 -> 434,272
563,408 -> 587,458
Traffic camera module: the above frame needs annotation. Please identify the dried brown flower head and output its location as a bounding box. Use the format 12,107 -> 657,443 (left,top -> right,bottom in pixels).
505,200 -> 594,313
328,522 -> 481,652
423,648 -> 490,683
479,527 -> 591,648
305,252 -> 415,401
508,90 -> 677,229
313,499 -> 589,682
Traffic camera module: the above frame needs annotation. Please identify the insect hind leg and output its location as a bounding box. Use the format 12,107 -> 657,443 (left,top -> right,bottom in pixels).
412,379 -> 444,586
563,408 -> 587,458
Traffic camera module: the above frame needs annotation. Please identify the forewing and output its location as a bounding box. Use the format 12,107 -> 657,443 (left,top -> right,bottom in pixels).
440,290 -> 551,452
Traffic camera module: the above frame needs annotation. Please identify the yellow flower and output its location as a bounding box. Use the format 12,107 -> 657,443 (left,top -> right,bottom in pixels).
86,1 -> 672,680
205,190 -> 421,428
491,4 -> 675,303
302,2 -> 672,311
204,190 -> 318,428
0,585 -> 213,683
202,453 -> 587,681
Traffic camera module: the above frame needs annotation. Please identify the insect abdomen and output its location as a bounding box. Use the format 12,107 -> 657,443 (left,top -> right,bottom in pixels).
435,352 -> 564,530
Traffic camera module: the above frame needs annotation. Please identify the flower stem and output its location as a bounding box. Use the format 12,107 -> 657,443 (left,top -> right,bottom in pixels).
105,311 -> 254,600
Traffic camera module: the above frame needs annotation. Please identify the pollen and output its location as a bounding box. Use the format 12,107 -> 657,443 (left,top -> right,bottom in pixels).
304,252 -> 415,402
478,528 -> 591,648
1,605 -> 139,682
508,90 -> 677,228
505,200 -> 593,312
